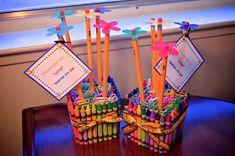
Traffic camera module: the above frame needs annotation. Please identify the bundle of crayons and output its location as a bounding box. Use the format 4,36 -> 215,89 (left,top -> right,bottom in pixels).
67,76 -> 122,145
122,79 -> 189,153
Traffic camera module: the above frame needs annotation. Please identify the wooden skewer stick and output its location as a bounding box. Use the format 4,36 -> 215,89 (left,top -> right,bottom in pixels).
132,39 -> 144,102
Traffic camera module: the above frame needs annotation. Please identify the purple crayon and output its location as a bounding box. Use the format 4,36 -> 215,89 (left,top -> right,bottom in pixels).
154,112 -> 160,152
145,109 -> 151,149
159,115 -> 165,154
164,114 -> 171,153
149,110 -> 155,151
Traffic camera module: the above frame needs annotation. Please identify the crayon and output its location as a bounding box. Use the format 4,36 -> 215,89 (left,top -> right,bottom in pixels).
74,106 -> 83,145
137,105 -> 142,146
128,101 -> 133,140
81,106 -> 88,145
92,104 -> 98,143
141,108 -> 146,147
149,110 -> 155,150
86,105 -> 93,144
159,115 -> 165,154
154,112 -> 160,152
102,103 -> 108,141
113,101 -> 118,138
145,109 -> 151,148
97,103 -> 103,142
164,114 -> 171,153
107,102 -> 113,140
133,104 -> 138,143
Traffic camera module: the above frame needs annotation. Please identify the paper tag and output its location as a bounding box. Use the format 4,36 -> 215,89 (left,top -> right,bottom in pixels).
155,35 -> 204,93
25,43 -> 92,100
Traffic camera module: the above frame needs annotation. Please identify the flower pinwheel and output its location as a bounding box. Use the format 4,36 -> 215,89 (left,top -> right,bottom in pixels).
93,19 -> 120,35
50,10 -> 75,19
174,21 -> 199,30
46,23 -> 73,37
150,41 -> 179,58
94,7 -> 111,14
76,9 -> 100,19
122,27 -> 147,39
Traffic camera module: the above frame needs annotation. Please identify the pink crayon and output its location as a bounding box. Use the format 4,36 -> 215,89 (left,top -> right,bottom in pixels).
128,101 -> 134,141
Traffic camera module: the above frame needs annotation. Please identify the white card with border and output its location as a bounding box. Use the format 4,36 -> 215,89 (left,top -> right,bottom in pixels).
155,35 -> 204,93
25,43 -> 92,100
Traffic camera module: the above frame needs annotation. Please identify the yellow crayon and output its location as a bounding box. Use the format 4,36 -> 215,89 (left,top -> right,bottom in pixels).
81,106 -> 88,145
92,104 -> 98,143
86,105 -> 93,144
112,101 -> 118,138
97,103 -> 103,142
137,105 -> 142,146
102,103 -> 108,141
107,102 -> 113,140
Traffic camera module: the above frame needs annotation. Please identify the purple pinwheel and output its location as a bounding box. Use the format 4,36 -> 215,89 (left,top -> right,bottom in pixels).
174,21 -> 199,30
94,7 -> 111,14
150,41 -> 179,58
50,10 -> 75,19
93,19 -> 120,35
46,23 -> 73,37
122,27 -> 147,39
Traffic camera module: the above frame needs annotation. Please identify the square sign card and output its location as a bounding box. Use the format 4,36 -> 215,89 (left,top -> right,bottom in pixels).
25,43 -> 92,100
155,35 -> 204,92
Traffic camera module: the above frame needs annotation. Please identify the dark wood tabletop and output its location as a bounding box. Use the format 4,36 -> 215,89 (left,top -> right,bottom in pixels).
22,97 -> 235,156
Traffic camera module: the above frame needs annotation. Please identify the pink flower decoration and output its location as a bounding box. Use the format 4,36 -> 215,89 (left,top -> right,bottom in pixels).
93,19 -> 120,35
150,41 -> 179,58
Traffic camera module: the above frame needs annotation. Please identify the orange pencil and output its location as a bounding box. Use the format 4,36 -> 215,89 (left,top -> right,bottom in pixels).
150,22 -> 157,92
158,57 -> 167,111
95,16 -> 102,85
85,13 -> 95,94
132,39 -> 144,102
93,19 -> 120,97
102,34 -> 110,97
156,18 -> 163,98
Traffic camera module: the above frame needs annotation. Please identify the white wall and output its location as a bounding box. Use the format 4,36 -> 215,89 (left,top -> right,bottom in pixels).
0,23 -> 235,156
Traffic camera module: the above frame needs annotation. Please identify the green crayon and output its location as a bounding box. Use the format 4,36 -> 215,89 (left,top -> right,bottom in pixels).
113,101 -> 118,138
102,102 -> 108,141
86,105 -> 93,144
97,103 -> 103,142
107,102 -> 113,140
92,104 -> 98,143
141,108 -> 146,147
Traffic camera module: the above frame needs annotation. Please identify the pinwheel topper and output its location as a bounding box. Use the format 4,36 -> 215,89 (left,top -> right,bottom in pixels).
46,23 -> 73,37
93,19 -> 120,35
174,21 -> 199,30
122,27 -> 147,39
150,41 -> 179,58
94,7 -> 111,14
76,9 -> 100,19
50,10 -> 75,19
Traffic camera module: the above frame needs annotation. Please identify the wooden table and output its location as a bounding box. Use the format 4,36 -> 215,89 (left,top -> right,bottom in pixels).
22,97 -> 235,156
